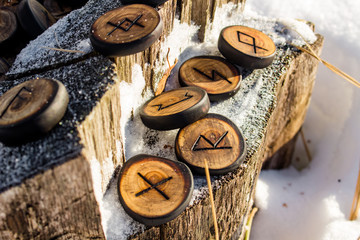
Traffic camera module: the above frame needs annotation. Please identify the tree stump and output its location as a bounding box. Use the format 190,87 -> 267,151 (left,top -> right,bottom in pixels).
0,0 -> 323,239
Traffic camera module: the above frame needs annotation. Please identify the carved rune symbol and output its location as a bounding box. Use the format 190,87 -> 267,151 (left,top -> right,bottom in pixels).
237,31 -> 268,54
107,14 -> 145,36
135,172 -> 173,200
152,92 -> 193,111
0,87 -> 32,118
192,131 -> 232,151
193,68 -> 232,84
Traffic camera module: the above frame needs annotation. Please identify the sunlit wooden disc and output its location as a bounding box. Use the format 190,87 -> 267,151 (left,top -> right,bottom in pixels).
118,154 -> 193,226
218,25 -> 276,69
0,78 -> 69,144
90,4 -> 163,56
175,113 -> 246,175
140,86 -> 210,130
179,56 -> 241,101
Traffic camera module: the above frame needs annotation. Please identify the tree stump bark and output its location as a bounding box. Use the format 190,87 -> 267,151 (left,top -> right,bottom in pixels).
0,0 -> 323,239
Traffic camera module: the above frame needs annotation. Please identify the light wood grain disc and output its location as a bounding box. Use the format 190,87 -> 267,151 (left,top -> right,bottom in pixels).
218,25 -> 276,69
179,56 -> 241,101
0,9 -> 17,47
118,154 -> 193,226
175,113 -> 246,175
90,4 -> 163,56
17,0 -> 56,38
0,78 -> 69,144
140,86 -> 210,130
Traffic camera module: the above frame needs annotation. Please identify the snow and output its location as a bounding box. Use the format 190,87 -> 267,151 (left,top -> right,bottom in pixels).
248,0 -> 360,239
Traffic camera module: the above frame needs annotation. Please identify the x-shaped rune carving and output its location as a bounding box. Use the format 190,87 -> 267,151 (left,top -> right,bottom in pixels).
107,14 -> 144,36
237,31 -> 268,54
135,172 -> 173,200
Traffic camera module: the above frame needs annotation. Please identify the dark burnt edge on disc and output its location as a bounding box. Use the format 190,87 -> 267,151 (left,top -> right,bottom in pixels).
178,55 -> 242,102
89,8 -> 163,57
16,0 -> 55,39
0,79 -> 66,145
117,154 -> 194,226
139,86 -> 210,131
120,0 -> 169,8
217,26 -> 276,69
175,113 -> 247,175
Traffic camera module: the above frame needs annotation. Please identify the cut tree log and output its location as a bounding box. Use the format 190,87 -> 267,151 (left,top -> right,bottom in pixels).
0,0 -> 323,239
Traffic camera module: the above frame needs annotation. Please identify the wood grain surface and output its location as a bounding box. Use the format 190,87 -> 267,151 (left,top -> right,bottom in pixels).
179,56 -> 241,101
175,113 -> 246,175
118,154 -> 193,226
0,9 -> 17,45
90,4 -> 163,56
140,86 -> 210,130
0,78 -> 69,144
218,25 -> 276,68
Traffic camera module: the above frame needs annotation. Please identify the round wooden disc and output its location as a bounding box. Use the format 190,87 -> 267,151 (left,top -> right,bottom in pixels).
118,154 -> 194,226
0,78 -> 69,144
218,25 -> 276,69
43,0 -> 72,19
175,113 -> 246,175
90,4 -> 163,57
121,0 -> 168,7
17,0 -> 56,38
0,9 -> 17,48
140,86 -> 210,130
178,56 -> 241,101
0,58 -> 11,75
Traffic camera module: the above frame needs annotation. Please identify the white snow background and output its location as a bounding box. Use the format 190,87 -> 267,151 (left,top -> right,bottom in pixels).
247,0 -> 360,240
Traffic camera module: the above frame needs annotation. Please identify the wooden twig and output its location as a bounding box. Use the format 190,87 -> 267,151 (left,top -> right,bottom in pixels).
350,162 -> 360,220
154,48 -> 178,96
290,29 -> 360,89
244,207 -> 258,240
204,159 -> 219,240
41,46 -> 86,54
300,128 -> 312,162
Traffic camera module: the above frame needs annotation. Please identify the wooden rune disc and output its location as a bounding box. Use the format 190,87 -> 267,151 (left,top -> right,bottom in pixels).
218,25 -> 276,69
140,86 -> 210,130
0,9 -> 18,49
90,4 -> 163,57
0,58 -> 11,75
16,0 -> 56,38
43,0 -> 72,19
121,0 -> 169,7
118,154 -> 194,226
0,78 -> 69,145
175,113 -> 246,175
178,56 -> 241,101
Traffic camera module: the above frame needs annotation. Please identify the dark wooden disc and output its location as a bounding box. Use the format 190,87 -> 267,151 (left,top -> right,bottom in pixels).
0,78 -> 69,145
0,58 -> 11,75
140,86 -> 210,130
43,0 -> 72,19
178,56 -> 241,101
175,113 -> 246,175
0,9 -> 18,49
90,4 -> 163,57
16,0 -> 56,39
118,154 -> 194,226
121,0 -> 168,7
218,25 -> 276,69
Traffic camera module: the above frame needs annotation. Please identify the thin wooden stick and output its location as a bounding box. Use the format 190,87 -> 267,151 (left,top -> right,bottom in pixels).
244,207 -> 259,240
350,162 -> 360,220
154,48 -> 178,96
289,29 -> 360,89
204,159 -> 219,240
41,46 -> 86,54
300,128 -> 312,162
